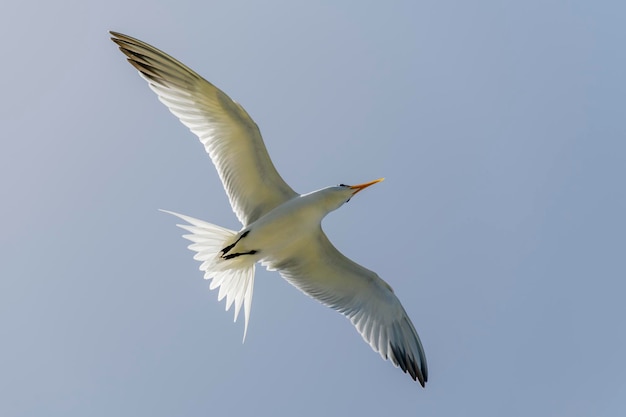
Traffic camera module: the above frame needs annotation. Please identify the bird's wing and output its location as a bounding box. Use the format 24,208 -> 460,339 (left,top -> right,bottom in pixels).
266,228 -> 428,386
110,32 -> 298,225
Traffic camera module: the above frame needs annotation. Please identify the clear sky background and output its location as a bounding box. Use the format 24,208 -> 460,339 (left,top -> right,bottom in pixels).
2,1 -> 625,416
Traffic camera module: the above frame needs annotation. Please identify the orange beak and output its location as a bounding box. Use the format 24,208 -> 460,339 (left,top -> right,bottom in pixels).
349,178 -> 384,195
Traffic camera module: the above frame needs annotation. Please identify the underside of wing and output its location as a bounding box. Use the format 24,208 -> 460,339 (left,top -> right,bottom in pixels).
110,32 -> 297,225
268,229 -> 428,386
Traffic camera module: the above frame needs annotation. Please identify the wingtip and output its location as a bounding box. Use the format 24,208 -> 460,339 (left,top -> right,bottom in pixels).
109,30 -> 124,43
109,30 -> 130,40
390,342 -> 427,387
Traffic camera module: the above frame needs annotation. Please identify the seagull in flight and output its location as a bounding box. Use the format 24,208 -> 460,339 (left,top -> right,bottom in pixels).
110,31 -> 428,386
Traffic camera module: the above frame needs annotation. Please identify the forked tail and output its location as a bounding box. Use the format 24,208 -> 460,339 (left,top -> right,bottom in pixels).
160,210 -> 256,341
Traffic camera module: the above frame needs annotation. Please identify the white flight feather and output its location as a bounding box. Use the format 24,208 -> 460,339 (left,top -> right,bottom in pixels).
160,210 -> 255,342
267,228 -> 427,385
112,33 -> 297,226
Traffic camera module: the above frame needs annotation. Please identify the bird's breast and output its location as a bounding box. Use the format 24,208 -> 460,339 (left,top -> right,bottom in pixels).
239,198 -> 323,259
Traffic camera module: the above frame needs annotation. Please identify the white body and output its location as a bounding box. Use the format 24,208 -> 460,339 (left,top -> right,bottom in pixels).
230,191 -> 333,264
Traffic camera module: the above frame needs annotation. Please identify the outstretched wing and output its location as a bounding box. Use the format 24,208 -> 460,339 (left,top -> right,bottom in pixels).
267,228 -> 428,386
111,32 -> 297,225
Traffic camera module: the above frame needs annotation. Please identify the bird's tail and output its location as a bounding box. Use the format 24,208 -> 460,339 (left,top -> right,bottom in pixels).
160,209 -> 256,341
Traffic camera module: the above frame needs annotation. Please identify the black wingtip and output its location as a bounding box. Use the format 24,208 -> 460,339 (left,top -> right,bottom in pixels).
109,30 -> 125,42
109,31 -> 140,50
390,343 -> 427,387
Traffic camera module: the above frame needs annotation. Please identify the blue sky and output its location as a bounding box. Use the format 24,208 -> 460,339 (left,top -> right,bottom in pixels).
2,1 -> 625,416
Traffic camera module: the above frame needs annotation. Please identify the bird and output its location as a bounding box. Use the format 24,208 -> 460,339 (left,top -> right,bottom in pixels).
110,31 -> 428,386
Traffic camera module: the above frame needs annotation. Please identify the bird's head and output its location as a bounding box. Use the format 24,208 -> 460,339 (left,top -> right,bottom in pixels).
320,178 -> 385,212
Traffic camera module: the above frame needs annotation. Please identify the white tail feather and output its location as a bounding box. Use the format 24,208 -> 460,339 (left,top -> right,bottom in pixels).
160,209 -> 256,341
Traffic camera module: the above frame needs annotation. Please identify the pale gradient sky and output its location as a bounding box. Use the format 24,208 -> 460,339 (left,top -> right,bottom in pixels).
2,1 -> 625,416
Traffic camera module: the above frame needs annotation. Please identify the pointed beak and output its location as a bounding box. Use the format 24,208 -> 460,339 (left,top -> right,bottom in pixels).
349,178 -> 384,195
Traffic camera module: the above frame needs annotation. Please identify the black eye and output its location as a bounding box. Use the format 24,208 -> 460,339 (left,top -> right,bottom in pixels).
339,183 -> 347,187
